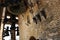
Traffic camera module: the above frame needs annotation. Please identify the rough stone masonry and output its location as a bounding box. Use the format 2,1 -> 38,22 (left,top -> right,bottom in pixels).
18,0 -> 60,40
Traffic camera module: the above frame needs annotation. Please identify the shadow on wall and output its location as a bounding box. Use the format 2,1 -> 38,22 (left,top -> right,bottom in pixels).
29,36 -> 36,40
29,36 -> 39,40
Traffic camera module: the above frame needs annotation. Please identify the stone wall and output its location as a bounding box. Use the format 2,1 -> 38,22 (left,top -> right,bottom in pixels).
18,3 -> 38,40
18,0 -> 60,40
